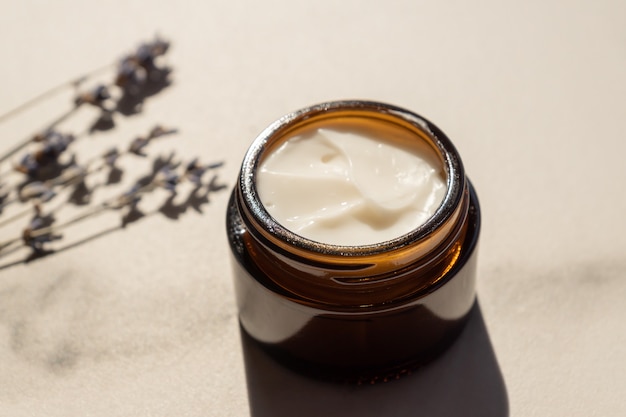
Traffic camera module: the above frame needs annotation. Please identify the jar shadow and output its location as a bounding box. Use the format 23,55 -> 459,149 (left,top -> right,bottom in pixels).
239,299 -> 508,417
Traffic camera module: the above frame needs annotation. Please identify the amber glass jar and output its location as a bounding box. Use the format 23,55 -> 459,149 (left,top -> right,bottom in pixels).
227,101 -> 480,381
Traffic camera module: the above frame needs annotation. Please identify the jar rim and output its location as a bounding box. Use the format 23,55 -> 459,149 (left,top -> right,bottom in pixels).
239,100 -> 465,257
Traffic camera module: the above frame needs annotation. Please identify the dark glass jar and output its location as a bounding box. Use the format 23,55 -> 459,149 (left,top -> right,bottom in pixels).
227,100 -> 480,381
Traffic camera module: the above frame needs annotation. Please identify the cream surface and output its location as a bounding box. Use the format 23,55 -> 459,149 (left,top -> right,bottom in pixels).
257,126 -> 446,246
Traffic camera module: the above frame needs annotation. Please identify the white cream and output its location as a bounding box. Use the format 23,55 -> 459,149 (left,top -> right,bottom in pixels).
257,124 -> 446,246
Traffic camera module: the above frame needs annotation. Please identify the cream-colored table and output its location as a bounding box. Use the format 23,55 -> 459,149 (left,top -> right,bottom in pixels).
0,1 -> 624,416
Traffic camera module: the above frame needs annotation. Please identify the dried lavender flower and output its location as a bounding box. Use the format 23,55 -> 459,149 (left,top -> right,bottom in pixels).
74,84 -> 111,107
14,131 -> 75,176
154,166 -> 179,192
135,37 -> 170,71
184,159 -> 205,185
184,159 -> 224,185
0,35 -> 227,265
15,153 -> 39,176
115,57 -> 147,93
33,130 -> 75,147
114,36 -> 170,94
128,126 -> 177,156
37,131 -> 74,161
111,184 -> 143,209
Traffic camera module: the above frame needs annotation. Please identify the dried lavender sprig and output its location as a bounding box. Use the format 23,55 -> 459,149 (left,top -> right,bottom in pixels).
0,156 -> 221,256
0,110 -> 80,166
26,178 -> 160,241
0,36 -> 171,166
0,125 -> 177,218
0,163 -> 94,229
0,63 -> 112,125
18,158 -> 180,241
0,35 -> 170,129
0,181 -> 152,255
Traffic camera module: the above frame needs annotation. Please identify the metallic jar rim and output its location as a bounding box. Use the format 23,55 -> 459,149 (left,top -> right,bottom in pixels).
238,100 -> 466,257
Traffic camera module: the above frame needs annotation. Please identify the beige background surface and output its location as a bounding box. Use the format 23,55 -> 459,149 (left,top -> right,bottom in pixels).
0,1 -> 624,416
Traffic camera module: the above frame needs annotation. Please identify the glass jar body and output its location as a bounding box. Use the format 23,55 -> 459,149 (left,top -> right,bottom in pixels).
227,183 -> 480,380
227,101 -> 481,380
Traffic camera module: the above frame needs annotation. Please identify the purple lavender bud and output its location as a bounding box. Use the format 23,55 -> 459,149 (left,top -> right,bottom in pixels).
155,166 -> 179,191
47,133 -> 74,153
113,184 -> 142,209
135,44 -> 154,68
184,159 -> 205,185
150,37 -> 170,57
93,85 -> 110,101
17,153 -> 39,175
29,217 -> 44,230
135,38 -> 170,69
75,84 -> 110,106
185,158 -> 200,172
115,58 -> 146,90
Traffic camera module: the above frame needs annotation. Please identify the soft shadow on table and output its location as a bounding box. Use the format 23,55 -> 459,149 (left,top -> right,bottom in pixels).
240,300 -> 508,417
